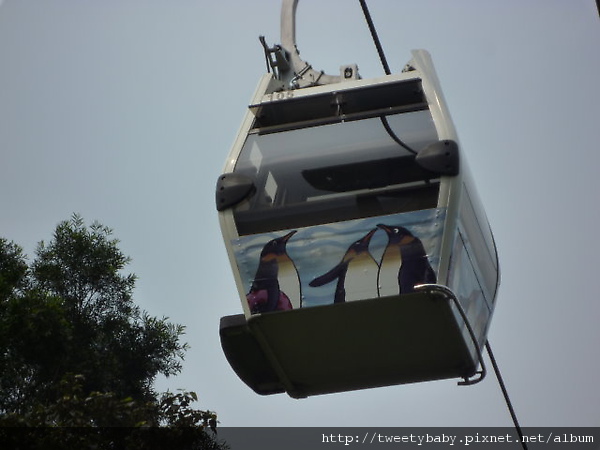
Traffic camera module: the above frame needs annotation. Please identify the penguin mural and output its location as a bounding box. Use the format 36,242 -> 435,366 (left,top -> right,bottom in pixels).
309,228 -> 379,303
246,230 -> 301,314
377,224 -> 437,296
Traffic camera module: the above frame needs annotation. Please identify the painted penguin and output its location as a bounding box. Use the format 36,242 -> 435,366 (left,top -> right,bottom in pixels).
246,230 -> 301,314
309,228 -> 379,303
376,224 -> 436,295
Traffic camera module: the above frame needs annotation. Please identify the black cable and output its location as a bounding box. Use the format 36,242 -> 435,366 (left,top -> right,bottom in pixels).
359,0 -> 417,155
486,341 -> 528,450
380,116 -> 418,155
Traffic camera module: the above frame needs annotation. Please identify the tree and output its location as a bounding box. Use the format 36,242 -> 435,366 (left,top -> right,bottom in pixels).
0,238 -> 28,300
0,215 -> 225,448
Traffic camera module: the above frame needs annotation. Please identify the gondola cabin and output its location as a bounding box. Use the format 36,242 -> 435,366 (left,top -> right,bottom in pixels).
217,49 -> 499,398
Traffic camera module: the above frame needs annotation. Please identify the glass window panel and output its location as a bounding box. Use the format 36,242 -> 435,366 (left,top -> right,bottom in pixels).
233,110 -> 440,235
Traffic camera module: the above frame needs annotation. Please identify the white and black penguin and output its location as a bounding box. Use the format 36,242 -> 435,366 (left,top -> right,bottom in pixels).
246,230 -> 301,314
309,228 -> 379,303
376,224 -> 436,295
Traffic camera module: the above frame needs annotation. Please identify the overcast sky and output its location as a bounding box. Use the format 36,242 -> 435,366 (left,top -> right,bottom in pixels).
1,0 -> 599,428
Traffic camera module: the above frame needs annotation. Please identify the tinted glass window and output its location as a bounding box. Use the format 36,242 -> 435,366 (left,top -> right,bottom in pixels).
233,110 -> 440,235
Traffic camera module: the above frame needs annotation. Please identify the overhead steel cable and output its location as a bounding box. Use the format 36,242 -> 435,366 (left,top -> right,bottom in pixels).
486,342 -> 528,450
359,0 -> 391,75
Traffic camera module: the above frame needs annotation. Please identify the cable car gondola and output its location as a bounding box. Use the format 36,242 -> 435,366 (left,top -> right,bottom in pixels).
216,0 -> 499,399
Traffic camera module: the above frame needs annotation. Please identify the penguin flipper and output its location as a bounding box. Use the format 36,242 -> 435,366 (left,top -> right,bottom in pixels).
333,285 -> 346,304
425,266 -> 437,284
265,285 -> 280,312
309,261 -> 348,287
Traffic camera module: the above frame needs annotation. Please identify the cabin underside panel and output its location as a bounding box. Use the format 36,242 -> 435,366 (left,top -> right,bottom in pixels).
220,289 -> 477,398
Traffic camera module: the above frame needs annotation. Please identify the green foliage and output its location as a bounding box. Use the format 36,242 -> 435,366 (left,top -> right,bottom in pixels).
159,390 -> 218,430
0,375 -> 225,449
0,238 -> 29,301
0,374 -> 218,427
0,215 -> 225,449
32,214 -> 137,317
0,374 -> 153,427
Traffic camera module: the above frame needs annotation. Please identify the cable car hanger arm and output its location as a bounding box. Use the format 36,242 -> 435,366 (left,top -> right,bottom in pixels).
260,0 -> 359,89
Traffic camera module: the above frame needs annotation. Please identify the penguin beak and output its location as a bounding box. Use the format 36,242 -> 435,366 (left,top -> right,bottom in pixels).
282,230 -> 297,243
377,224 -> 391,233
342,229 -> 377,262
361,228 -> 377,244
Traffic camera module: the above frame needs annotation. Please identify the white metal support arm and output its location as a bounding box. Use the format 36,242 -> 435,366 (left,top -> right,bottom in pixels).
276,0 -> 357,89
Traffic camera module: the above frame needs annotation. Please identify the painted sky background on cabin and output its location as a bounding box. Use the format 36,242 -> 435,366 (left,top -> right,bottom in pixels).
1,0 -> 599,427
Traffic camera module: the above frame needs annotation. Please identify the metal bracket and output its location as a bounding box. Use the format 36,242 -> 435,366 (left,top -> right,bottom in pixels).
215,173 -> 255,211
415,284 -> 487,385
416,140 -> 460,176
262,0 -> 359,90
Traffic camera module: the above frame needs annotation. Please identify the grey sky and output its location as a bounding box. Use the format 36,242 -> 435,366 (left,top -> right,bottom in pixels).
1,0 -> 599,427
